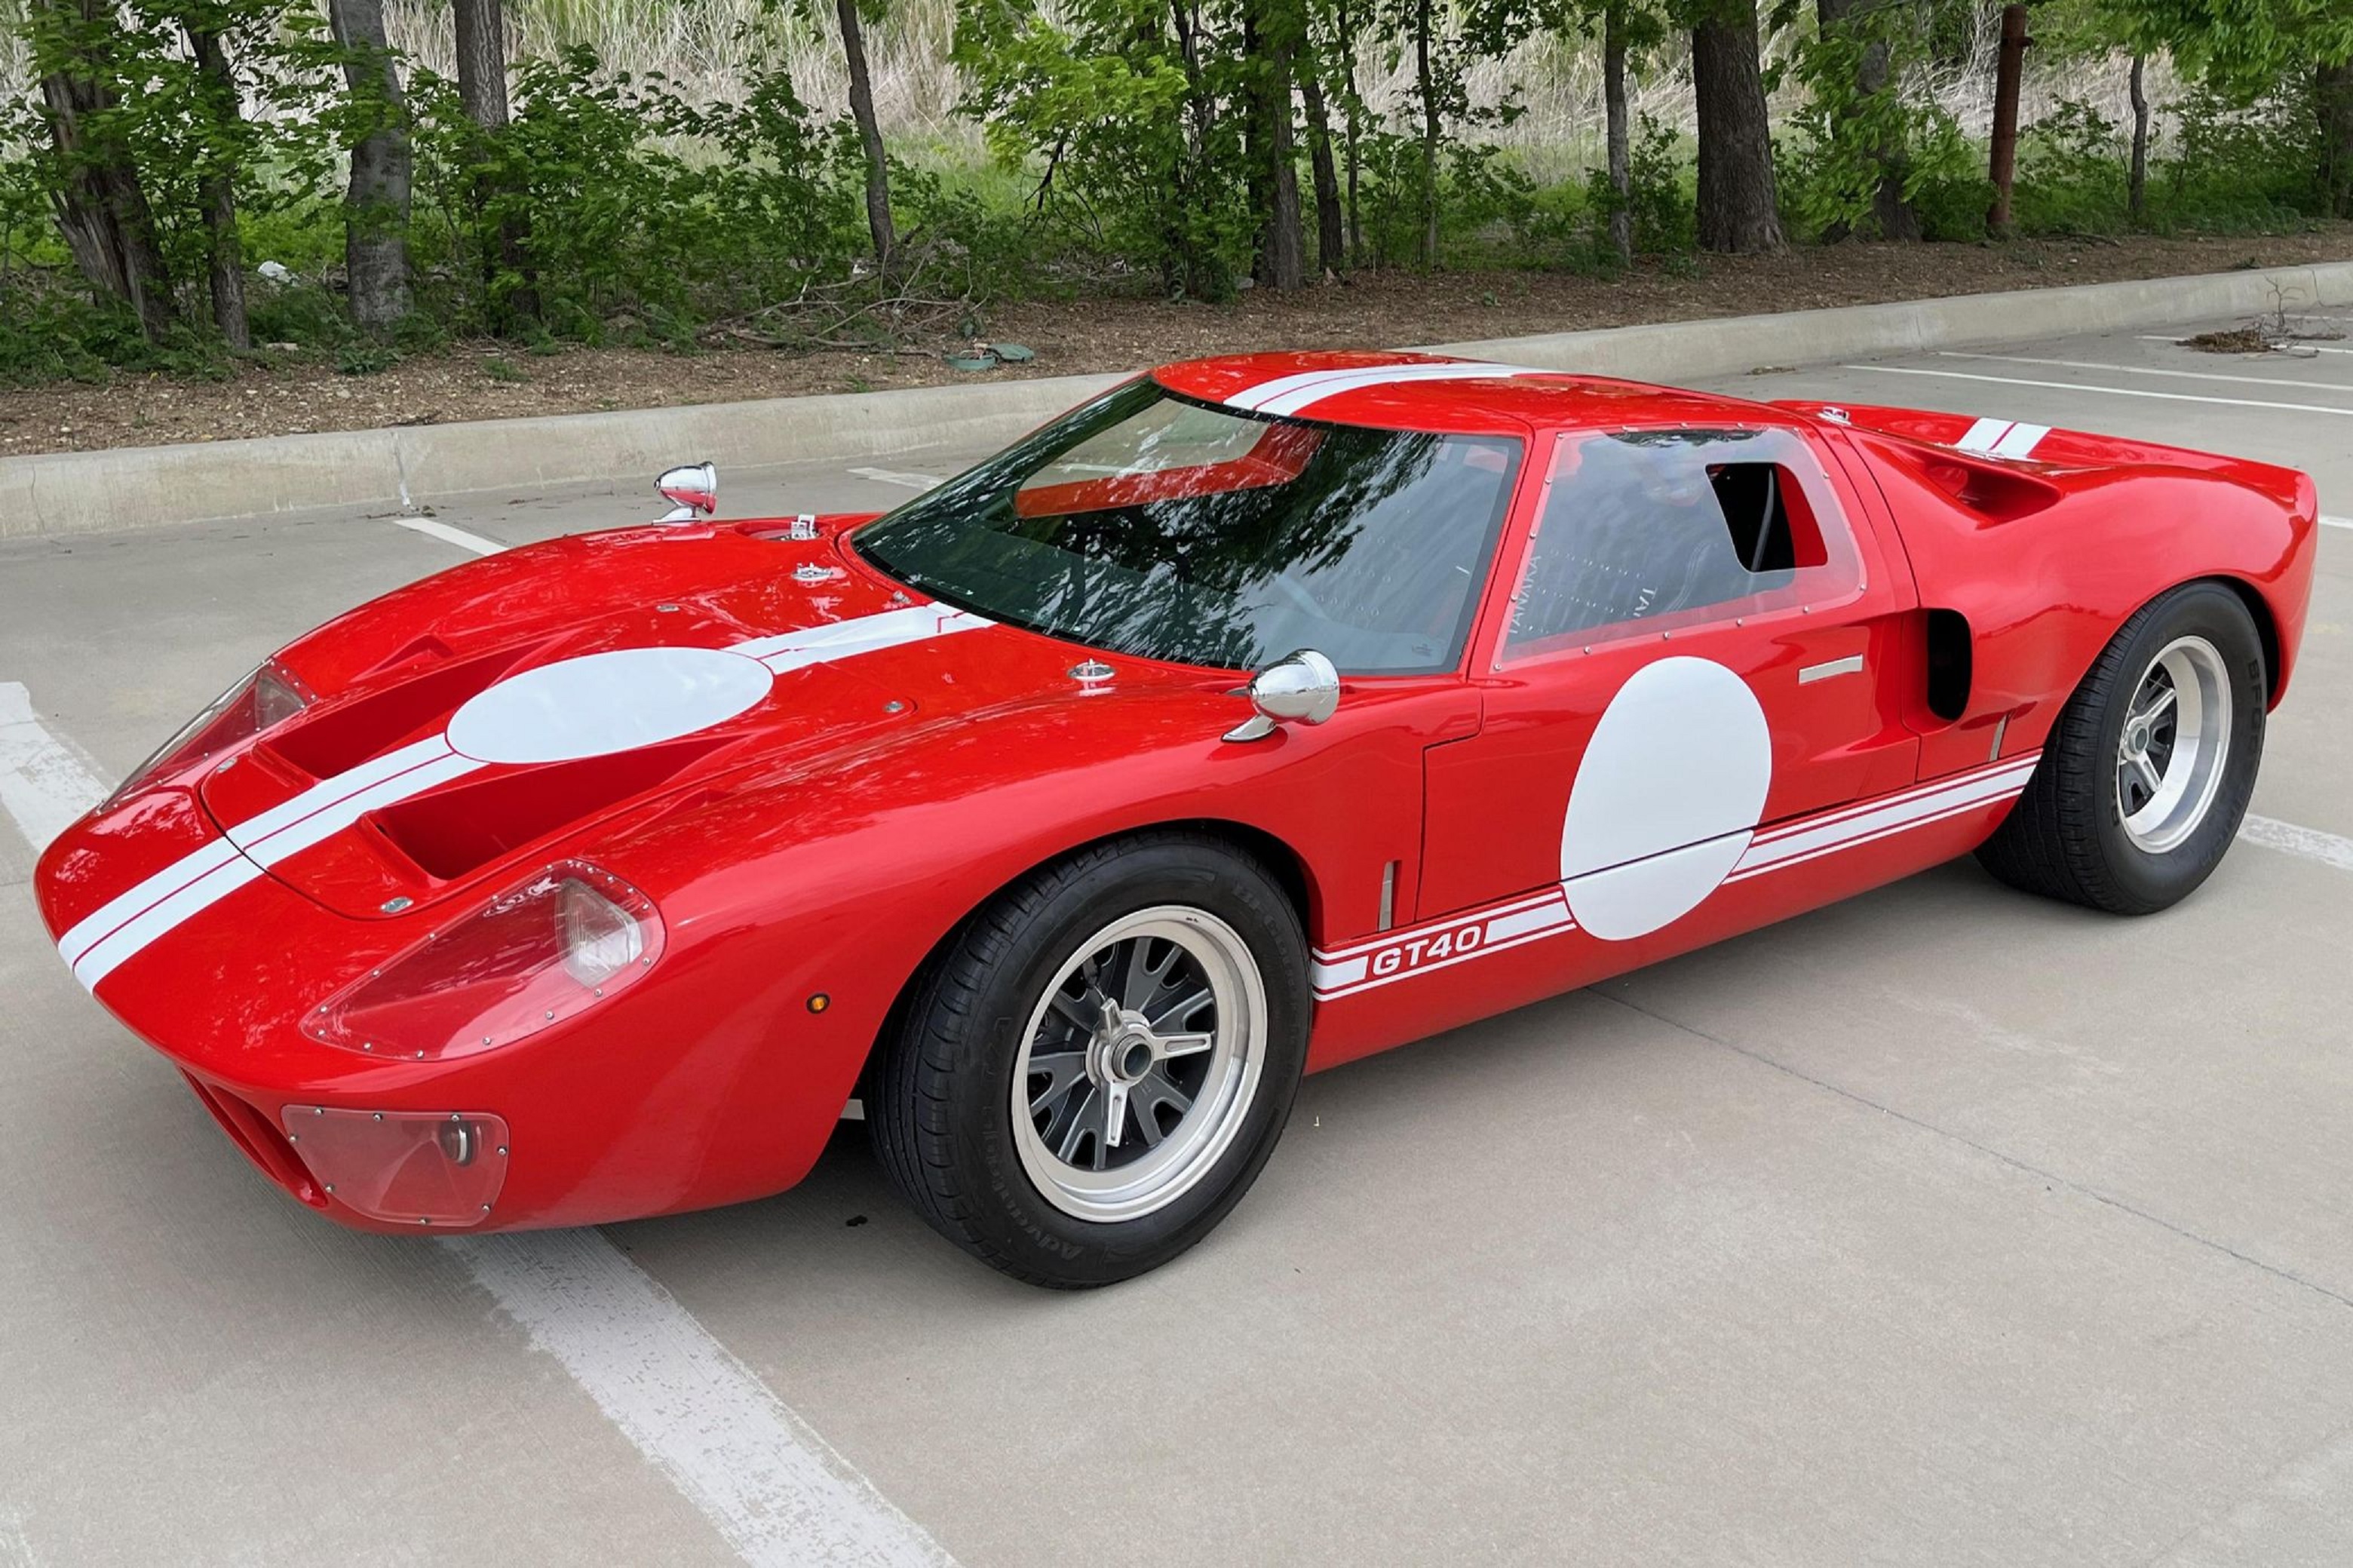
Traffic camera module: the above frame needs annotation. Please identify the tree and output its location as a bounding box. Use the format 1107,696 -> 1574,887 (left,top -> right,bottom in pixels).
327,0 -> 412,333
1411,0 -> 1440,264
2127,51 -> 2149,220
454,0 -> 535,323
29,0 -> 178,339
1557,0 -> 1663,263
1812,0 -> 1919,239
1689,0 -> 1782,251
1601,0 -> 1632,259
834,0 -> 898,268
2115,0 -> 2353,218
1244,0 -> 1305,287
184,7 -> 250,347
2321,59 -> 2353,217
1299,35 -> 1345,274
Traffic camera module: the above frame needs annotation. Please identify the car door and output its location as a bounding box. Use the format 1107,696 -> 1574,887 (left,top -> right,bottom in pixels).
1416,420 -> 1921,935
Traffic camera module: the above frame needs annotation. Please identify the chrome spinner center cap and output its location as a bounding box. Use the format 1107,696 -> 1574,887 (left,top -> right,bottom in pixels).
1091,1011 -> 1161,1086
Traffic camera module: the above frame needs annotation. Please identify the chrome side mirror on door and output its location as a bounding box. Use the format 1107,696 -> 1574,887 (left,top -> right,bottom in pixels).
1224,649 -> 1340,742
655,462 -> 718,523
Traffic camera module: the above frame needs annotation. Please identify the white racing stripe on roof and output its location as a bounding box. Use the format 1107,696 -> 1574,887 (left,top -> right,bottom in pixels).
1226,361 -> 1553,418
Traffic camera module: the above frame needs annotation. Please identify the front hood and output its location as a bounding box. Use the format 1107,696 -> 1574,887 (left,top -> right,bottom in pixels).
193,519 -> 1204,919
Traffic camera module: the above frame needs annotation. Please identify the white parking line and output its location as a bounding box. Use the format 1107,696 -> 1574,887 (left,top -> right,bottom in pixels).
449,1233 -> 955,1568
0,684 -> 108,852
2321,515 -> 2351,532
1938,351 -> 2353,396
389,516 -> 507,557
2240,815 -> 2353,873
1844,363 -> 2353,419
0,1505 -> 38,1568
15,716 -> 949,1566
848,467 -> 945,492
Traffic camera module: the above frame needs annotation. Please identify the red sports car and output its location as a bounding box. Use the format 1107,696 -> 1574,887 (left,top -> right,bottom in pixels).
36,352 -> 2319,1287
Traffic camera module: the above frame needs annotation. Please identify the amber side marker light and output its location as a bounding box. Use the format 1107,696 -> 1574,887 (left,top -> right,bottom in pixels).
808,993 -> 830,1014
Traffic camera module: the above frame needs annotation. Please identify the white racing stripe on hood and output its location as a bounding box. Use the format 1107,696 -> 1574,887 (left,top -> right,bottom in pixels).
57,600 -> 989,993
735,604 -> 990,674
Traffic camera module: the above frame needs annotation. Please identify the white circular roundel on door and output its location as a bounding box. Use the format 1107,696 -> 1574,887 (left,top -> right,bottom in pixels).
1559,656 -> 1772,941
448,646 -> 775,766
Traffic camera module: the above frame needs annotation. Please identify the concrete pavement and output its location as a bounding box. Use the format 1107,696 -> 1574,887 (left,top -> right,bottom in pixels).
2,312 -> 2350,1566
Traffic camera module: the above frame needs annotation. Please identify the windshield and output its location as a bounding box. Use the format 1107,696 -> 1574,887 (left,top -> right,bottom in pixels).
852,379 -> 1521,674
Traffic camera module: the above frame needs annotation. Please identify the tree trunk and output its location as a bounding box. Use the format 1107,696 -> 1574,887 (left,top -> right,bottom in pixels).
188,23 -> 249,349
1337,0 -> 1361,262
1603,0 -> 1631,263
1986,2 -> 2027,234
1815,0 -> 1917,240
32,0 -> 176,339
1301,53 -> 1344,275
1692,0 -> 1783,253
329,0 -> 413,333
455,0 -> 535,324
1245,0 -> 1304,289
1413,0 -> 1439,268
2128,53 -> 2150,222
834,0 -> 897,269
1167,0 -> 1220,297
2319,58 -> 2353,221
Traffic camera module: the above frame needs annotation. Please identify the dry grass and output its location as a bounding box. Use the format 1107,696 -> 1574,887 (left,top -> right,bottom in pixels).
0,0 -> 2180,186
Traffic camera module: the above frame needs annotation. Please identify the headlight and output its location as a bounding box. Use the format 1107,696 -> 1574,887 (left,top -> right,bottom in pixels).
302,861 -> 664,1060
104,658 -> 313,809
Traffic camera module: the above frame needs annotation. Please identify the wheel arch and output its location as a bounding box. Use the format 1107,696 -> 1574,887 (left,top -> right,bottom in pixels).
2208,573 -> 2284,707
861,816 -> 1320,1091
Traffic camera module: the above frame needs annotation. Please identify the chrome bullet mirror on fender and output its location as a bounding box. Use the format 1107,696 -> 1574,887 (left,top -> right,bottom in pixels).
655,462 -> 718,523
1224,649 -> 1340,742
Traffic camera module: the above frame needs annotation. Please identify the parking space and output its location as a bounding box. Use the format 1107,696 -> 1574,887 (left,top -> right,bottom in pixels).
3,313 -> 2350,1566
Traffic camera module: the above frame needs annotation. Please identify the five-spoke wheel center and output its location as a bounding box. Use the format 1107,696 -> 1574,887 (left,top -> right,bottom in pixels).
1092,1013 -> 1165,1088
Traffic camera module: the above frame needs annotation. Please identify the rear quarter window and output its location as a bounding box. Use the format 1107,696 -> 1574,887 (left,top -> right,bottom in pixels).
1501,427 -> 1863,662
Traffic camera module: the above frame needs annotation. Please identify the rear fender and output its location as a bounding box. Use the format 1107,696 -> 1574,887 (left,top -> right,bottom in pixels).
1789,403 -> 2318,778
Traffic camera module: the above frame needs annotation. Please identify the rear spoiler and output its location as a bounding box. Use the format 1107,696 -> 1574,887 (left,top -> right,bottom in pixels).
1774,399 -> 2313,517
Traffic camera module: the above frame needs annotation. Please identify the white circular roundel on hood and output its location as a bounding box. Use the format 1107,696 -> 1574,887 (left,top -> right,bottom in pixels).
448,646 -> 774,766
1560,656 -> 1771,941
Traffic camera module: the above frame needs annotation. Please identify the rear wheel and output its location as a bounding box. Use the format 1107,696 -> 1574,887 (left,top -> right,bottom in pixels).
869,831 -> 1309,1288
1977,581 -> 2266,914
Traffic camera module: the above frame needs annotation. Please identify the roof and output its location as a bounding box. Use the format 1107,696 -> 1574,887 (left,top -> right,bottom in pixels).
1149,351 -> 1795,437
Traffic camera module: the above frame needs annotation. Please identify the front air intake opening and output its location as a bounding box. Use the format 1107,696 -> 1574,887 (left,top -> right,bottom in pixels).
1924,609 -> 1972,723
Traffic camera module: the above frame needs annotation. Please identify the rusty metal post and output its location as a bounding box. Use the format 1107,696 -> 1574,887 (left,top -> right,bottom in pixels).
1987,3 -> 2030,235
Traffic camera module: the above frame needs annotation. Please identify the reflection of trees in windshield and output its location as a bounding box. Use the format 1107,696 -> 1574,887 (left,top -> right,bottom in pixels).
854,382 -> 1519,674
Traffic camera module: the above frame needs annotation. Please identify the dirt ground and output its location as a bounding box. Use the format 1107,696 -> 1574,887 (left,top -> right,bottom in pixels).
8,228 -> 2349,459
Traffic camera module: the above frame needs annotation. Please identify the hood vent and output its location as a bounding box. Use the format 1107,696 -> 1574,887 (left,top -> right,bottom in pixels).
270,646 -> 537,782
368,735 -> 726,881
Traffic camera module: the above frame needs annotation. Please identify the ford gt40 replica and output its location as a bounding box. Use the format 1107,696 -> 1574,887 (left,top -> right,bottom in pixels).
37,352 -> 2319,1287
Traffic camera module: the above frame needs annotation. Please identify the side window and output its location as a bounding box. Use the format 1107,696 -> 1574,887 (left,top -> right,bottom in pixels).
1502,427 -> 1862,660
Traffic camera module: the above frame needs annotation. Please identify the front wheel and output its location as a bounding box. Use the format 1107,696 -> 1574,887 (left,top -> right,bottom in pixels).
868,830 -> 1310,1288
1977,580 -> 2266,915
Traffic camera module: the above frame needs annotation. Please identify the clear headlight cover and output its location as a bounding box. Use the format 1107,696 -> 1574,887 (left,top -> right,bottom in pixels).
103,658 -> 313,809
302,861 -> 664,1061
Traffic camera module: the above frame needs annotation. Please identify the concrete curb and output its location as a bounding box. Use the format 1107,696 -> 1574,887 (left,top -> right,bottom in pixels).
7,260 -> 2349,540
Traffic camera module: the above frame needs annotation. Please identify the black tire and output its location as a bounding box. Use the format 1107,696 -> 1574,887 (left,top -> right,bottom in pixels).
1977,580 -> 2266,915
868,830 -> 1311,1288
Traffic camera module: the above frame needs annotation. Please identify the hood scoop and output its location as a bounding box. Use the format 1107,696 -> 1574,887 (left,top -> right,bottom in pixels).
270,644 -> 539,781
367,735 -> 728,881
